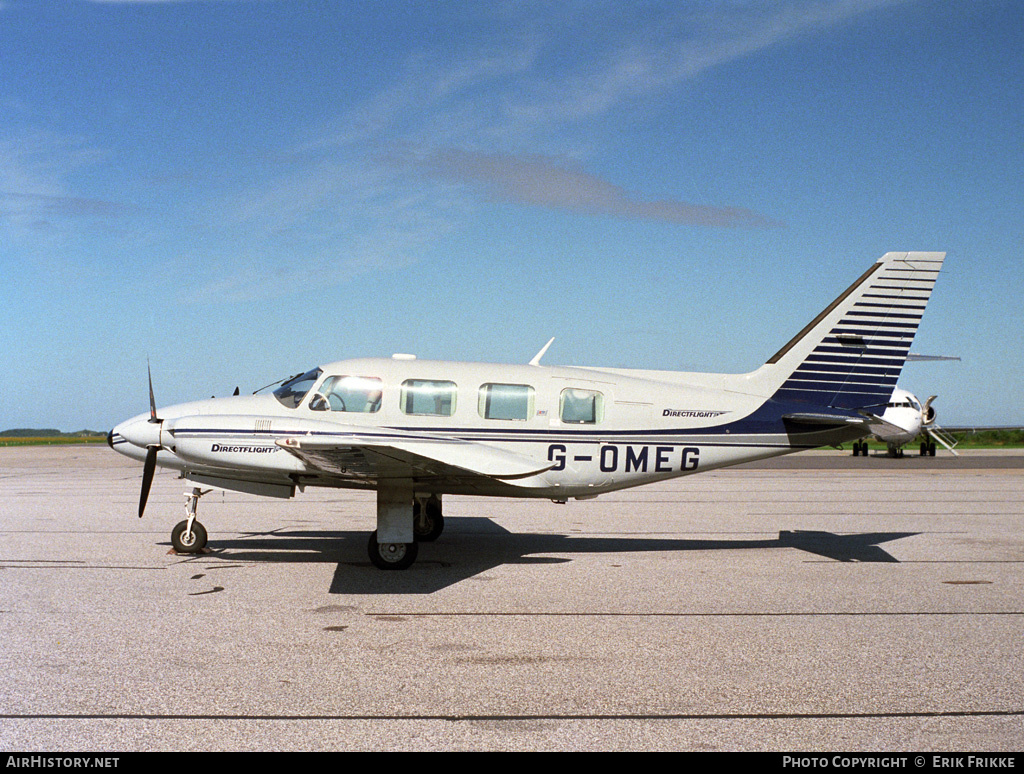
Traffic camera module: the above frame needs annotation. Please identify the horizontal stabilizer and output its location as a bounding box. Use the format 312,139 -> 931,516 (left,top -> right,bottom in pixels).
856,412 -> 914,441
784,411 -> 910,441
783,413 -> 869,427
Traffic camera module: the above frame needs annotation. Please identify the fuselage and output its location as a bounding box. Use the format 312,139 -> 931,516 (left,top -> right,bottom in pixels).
876,387 -> 926,446
110,355 -> 863,501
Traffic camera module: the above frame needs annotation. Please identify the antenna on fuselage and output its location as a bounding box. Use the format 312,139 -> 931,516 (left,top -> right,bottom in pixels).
529,337 -> 555,366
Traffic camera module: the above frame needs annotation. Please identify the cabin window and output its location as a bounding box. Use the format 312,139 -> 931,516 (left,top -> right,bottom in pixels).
559,388 -> 604,424
401,379 -> 457,416
309,375 -> 383,413
478,383 -> 534,421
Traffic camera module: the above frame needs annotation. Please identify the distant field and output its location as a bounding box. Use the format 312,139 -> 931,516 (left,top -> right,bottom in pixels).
0,430 -> 106,447
0,436 -> 107,447
948,428 -> 1024,448
849,428 -> 1024,451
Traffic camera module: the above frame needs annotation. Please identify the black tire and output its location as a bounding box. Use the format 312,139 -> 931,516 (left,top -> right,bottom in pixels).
413,499 -> 444,542
171,520 -> 208,553
920,442 -> 929,456
367,531 -> 418,570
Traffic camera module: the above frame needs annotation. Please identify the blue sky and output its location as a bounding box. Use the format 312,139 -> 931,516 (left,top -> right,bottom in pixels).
1,0 -> 1021,431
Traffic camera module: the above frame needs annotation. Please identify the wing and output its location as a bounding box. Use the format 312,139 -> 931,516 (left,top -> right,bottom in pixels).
276,433 -> 555,490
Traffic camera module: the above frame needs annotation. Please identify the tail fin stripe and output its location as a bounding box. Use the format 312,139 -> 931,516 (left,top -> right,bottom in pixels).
808,355 -> 907,365
791,362 -> 901,373
816,346 -> 908,357
854,303 -> 927,310
767,252 -> 943,409
847,311 -> 923,320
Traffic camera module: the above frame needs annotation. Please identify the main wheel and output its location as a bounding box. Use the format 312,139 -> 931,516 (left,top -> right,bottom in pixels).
367,531 -> 418,570
171,520 -> 208,553
413,498 -> 444,542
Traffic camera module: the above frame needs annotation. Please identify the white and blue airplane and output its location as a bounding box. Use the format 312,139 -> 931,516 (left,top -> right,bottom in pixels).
849,385 -> 958,457
109,251 -> 946,569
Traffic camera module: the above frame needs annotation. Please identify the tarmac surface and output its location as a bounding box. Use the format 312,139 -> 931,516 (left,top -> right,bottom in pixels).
1,445 -> 1022,751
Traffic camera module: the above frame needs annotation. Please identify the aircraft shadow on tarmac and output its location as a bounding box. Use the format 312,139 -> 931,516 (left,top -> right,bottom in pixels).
177,518 -> 919,595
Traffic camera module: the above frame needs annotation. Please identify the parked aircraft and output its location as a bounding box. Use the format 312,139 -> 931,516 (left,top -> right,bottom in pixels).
109,251 -> 946,569
849,386 -> 958,457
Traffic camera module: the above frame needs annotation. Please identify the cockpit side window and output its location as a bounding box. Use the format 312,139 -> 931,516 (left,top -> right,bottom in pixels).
309,375 -> 383,413
273,368 -> 323,409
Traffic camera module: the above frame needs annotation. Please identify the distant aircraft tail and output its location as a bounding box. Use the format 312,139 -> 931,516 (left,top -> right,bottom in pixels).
749,252 -> 946,411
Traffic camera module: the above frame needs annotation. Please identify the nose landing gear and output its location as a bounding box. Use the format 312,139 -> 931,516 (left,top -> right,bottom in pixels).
170,487 -> 211,554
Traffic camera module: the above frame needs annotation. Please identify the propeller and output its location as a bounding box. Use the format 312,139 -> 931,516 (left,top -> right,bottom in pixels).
139,361 -> 163,518
140,445 -> 158,518
920,395 -> 959,455
922,395 -> 937,425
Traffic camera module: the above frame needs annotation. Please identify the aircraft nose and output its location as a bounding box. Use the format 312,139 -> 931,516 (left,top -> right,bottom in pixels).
114,413 -> 162,450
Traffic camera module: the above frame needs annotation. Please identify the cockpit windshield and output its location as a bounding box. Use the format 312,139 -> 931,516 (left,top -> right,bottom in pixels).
273,368 -> 323,409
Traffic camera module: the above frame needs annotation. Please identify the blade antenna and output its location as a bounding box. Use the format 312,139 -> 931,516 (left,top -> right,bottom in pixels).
529,337 -> 555,366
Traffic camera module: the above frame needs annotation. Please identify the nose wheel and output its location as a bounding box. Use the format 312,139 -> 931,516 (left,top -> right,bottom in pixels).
172,519 -> 208,553
170,487 -> 211,554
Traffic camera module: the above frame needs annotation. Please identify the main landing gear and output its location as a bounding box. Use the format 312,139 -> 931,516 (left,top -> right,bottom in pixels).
851,440 -> 870,456
367,493 -> 443,570
162,484 -> 444,568
170,487 -> 210,554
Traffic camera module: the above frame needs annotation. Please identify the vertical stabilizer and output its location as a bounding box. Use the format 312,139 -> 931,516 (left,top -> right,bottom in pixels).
759,252 -> 945,410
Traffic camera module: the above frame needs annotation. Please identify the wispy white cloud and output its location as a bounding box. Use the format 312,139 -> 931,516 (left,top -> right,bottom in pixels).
0,130 -> 113,234
288,0 -> 904,236
509,0 -> 909,127
398,148 -> 783,228
115,1 -> 905,300
315,0 -> 907,146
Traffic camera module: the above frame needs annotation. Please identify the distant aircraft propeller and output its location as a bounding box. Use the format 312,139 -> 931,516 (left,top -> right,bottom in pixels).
921,395 -> 958,455
922,395 -> 937,425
